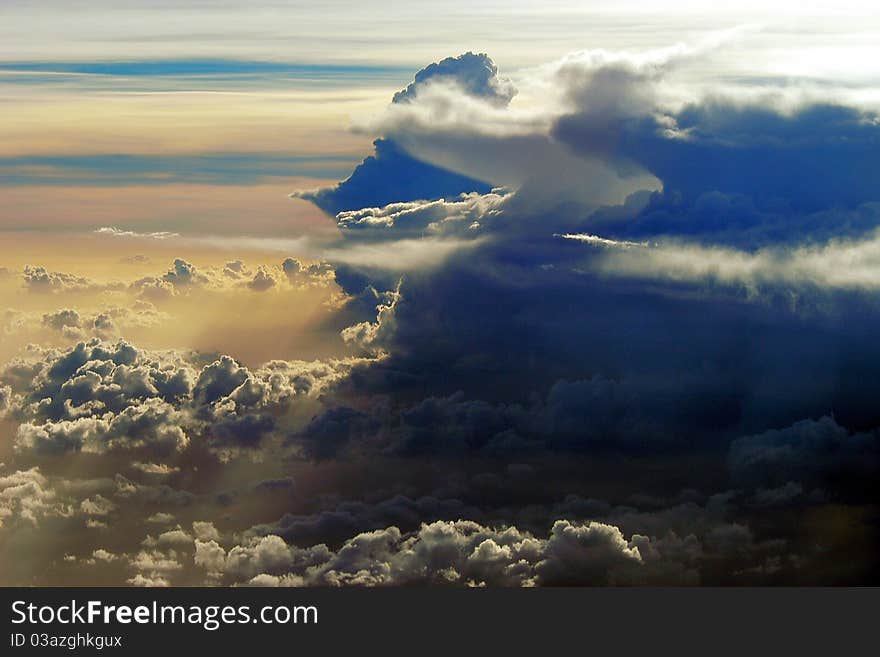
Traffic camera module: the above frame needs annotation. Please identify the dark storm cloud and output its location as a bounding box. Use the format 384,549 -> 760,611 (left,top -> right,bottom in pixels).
616,103 -> 880,212
729,416 -> 880,490
277,45 -> 880,586
549,102 -> 880,252
246,267 -> 277,291
302,46 -> 880,459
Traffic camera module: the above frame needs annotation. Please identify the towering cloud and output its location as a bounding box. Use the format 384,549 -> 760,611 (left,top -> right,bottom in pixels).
282,43 -> 880,585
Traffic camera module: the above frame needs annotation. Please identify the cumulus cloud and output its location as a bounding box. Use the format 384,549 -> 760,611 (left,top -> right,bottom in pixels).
80,494 -> 115,516
0,468 -> 60,528
340,280 -> 400,354
0,384 -> 11,417
192,521 -> 219,542
222,260 -> 248,279
42,309 -> 82,331
127,574 -> 170,587
730,416 -> 879,488
22,265 -> 119,294
130,275 -> 177,300
246,266 -> 277,292
392,52 -> 516,107
162,258 -> 208,288
123,257 -> 336,301
15,399 -> 190,455
186,513 -> 737,587
2,338 -> 373,456
292,53 -> 515,216
131,462 -> 179,476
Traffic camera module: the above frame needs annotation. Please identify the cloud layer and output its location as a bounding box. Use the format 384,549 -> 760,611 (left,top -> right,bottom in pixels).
4,38 -> 880,586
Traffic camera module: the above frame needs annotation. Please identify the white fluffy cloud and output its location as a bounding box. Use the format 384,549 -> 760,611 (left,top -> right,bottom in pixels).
2,338 -> 375,456
336,191 -> 509,238
0,467 -> 61,528
195,518 -> 701,587
340,281 -> 401,353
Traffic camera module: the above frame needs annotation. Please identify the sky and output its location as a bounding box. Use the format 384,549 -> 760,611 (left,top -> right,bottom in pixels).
1,2 -> 879,586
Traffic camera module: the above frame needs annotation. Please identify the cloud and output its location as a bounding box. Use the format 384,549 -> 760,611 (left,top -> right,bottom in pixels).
123,257 -> 337,302
130,275 -> 177,300
146,512 -> 176,525
0,467 -> 60,528
610,103 -> 880,212
0,385 -> 11,417
80,494 -> 115,516
200,517 -> 709,587
336,191 -> 509,238
247,495 -> 479,548
95,226 -> 179,240
22,265 -> 120,294
392,52 -> 516,107
246,266 -> 277,292
292,53 -> 515,216
2,338 -> 374,455
126,574 -> 170,587
192,521 -> 219,542
294,372 -> 718,460
7,41 -> 880,587
289,44 -> 880,480
131,462 -> 179,476
730,416 -> 879,488
162,258 -> 208,288
321,41 -> 880,248
281,257 -> 333,281
91,548 -> 117,563
293,139 -> 493,216
15,398 -> 191,455
534,520 -> 642,585
322,237 -> 485,270
41,309 -> 82,331
340,280 -> 400,354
